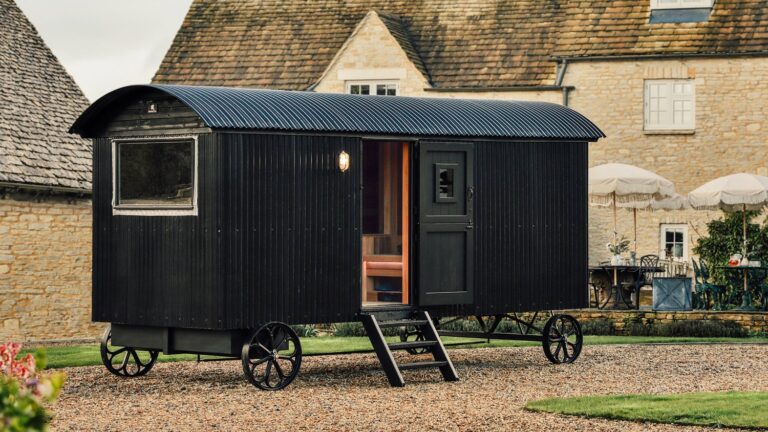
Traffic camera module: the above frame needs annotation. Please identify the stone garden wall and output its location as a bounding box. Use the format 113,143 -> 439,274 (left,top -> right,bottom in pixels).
564,309 -> 768,335
0,193 -> 100,342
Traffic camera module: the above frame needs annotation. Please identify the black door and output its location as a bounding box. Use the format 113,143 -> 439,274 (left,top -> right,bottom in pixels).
417,142 -> 474,306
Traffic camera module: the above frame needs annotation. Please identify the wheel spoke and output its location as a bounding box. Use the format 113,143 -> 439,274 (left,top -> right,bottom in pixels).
273,360 -> 286,380
250,356 -> 271,367
264,359 -> 273,385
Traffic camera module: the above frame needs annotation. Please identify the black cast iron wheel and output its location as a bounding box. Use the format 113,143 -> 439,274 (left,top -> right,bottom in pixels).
100,327 -> 158,377
542,314 -> 583,364
241,322 -> 302,391
398,327 -> 432,355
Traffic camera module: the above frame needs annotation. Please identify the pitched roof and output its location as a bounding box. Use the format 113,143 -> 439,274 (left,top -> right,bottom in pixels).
154,0 -> 768,91
152,0 -> 562,89
555,1 -> 768,58
0,0 -> 91,190
71,84 -> 605,141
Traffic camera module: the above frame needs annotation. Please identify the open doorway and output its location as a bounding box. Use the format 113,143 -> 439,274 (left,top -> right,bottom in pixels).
361,141 -> 410,307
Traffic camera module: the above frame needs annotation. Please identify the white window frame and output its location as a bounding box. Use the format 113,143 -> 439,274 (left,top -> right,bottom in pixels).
644,79 -> 696,132
111,136 -> 199,217
660,223 -> 689,260
650,0 -> 713,9
345,80 -> 399,96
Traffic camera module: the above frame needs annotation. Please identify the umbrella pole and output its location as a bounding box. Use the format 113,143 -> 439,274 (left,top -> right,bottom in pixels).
743,203 -> 747,257
633,208 -> 637,254
612,191 -> 617,244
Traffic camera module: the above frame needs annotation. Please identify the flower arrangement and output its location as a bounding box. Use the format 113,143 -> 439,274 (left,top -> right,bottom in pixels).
1,342 -> 64,432
606,236 -> 631,256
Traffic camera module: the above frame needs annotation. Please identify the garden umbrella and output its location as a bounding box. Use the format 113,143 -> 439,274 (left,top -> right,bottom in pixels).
589,163 -> 676,252
688,173 -> 768,305
688,173 -> 768,254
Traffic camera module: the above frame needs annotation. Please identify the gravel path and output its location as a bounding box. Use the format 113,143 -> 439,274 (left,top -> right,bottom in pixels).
50,344 -> 768,431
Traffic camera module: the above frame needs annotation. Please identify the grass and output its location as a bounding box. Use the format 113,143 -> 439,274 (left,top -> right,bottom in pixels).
20,335 -> 768,369
526,392 -> 768,429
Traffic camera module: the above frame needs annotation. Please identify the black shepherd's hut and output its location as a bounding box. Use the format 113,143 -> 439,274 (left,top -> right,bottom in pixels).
71,84 -> 604,390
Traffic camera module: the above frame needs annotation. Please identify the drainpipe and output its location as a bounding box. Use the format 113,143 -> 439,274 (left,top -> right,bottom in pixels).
555,59 -> 571,107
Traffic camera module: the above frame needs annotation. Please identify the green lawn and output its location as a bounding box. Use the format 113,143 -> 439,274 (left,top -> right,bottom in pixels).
21,335 -> 768,369
526,392 -> 768,429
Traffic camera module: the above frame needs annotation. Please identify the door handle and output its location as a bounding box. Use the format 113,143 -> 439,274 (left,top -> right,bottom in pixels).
466,224 -> 474,230
467,186 -> 475,201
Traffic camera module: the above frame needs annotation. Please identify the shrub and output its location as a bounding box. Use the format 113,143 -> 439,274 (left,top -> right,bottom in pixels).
580,318 -> 616,336
1,343 -> 65,432
332,322 -> 401,337
290,325 -> 317,338
624,320 -> 748,338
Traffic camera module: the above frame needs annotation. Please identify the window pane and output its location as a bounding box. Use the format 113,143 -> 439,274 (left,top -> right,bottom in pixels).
438,167 -> 455,199
673,244 -> 683,257
386,86 -> 396,96
674,231 -> 684,242
118,141 -> 193,206
376,84 -> 386,96
350,85 -> 360,95
666,231 -> 674,242
360,85 -> 370,95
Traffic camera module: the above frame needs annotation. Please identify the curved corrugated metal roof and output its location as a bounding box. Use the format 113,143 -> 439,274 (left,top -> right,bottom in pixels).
70,84 -> 605,140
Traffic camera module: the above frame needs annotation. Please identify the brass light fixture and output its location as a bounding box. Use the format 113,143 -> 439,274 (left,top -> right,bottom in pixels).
338,151 -> 350,172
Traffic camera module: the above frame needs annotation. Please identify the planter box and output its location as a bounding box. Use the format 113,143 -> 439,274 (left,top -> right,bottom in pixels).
652,277 -> 692,311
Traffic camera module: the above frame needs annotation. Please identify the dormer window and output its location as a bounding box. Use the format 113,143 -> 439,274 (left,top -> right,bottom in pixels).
651,0 -> 713,9
650,0 -> 714,23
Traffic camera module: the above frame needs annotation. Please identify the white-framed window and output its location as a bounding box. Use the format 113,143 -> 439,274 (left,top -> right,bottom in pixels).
346,81 -> 398,96
650,0 -> 713,9
660,224 -> 688,260
644,79 -> 695,131
112,136 -> 198,216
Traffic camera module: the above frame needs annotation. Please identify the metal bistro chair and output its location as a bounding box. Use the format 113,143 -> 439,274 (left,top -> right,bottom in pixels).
621,255 -> 659,309
694,258 -> 726,310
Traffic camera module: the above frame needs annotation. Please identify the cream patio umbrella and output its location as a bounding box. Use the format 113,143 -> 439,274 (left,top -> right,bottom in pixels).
589,163 -> 676,253
688,173 -> 768,302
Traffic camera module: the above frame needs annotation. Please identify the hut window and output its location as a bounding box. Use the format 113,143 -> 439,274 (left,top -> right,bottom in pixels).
435,164 -> 457,202
114,138 -> 196,212
347,81 -> 398,96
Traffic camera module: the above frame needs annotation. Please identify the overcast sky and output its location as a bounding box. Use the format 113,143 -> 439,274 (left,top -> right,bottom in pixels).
16,0 -> 193,101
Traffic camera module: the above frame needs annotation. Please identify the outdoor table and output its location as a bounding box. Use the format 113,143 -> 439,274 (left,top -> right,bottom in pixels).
589,264 -> 665,309
716,265 -> 768,310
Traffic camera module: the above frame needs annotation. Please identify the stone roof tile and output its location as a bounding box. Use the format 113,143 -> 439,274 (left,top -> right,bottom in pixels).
0,0 -> 91,190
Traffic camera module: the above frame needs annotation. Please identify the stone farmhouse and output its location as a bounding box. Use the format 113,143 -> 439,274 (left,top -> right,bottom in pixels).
0,0 -> 97,341
155,0 -> 768,266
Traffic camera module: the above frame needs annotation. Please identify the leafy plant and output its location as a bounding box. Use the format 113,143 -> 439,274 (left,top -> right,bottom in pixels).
606,236 -> 631,255
1,343 -> 65,432
580,319 -> 616,336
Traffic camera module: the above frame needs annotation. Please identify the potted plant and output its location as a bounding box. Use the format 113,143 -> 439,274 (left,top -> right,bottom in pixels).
606,236 -> 631,265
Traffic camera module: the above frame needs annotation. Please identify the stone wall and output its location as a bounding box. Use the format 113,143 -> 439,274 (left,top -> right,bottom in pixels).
564,309 -> 768,335
0,193 -> 100,342
563,58 -> 768,264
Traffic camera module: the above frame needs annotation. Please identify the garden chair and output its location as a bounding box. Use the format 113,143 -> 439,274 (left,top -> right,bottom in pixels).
691,258 -> 709,309
621,254 -> 659,309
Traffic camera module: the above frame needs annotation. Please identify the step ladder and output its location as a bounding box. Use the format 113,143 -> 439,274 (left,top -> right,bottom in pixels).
360,310 -> 458,387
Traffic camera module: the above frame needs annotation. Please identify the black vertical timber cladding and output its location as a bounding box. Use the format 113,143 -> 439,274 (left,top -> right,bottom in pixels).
428,140 -> 588,317
92,133 -> 361,330
93,134 -> 222,328
216,133 -> 361,328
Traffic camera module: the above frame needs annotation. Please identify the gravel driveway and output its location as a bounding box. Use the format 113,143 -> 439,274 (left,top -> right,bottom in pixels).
51,344 -> 768,431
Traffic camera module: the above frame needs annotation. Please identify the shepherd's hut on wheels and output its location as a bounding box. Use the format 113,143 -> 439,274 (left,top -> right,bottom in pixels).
70,84 -> 604,390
